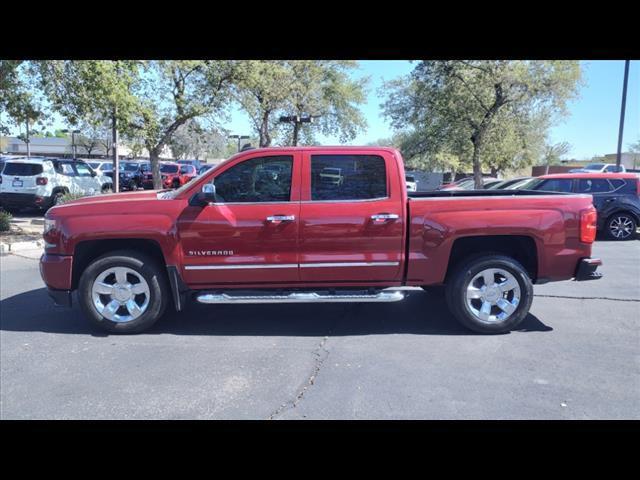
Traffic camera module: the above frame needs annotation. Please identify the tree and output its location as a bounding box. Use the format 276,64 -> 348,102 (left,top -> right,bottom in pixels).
1,61 -> 48,157
37,60 -> 142,189
628,138 -> 640,153
278,61 -> 367,146
233,61 -> 294,147
169,119 -> 228,160
75,118 -> 110,157
541,140 -> 572,174
383,61 -> 582,187
129,61 -> 237,188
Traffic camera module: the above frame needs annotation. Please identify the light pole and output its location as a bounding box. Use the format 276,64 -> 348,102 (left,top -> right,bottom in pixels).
616,60 -> 630,171
61,128 -> 81,158
229,134 -> 250,152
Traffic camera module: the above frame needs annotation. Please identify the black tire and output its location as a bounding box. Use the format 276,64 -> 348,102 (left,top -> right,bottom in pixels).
46,191 -> 65,211
172,179 -> 180,189
78,250 -> 169,334
445,254 -> 534,334
605,213 -> 637,241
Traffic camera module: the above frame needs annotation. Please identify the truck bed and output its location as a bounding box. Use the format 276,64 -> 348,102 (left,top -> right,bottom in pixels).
408,189 -> 568,198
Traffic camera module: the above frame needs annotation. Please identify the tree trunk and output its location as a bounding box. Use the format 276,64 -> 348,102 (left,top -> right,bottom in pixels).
490,166 -> 498,177
112,110 -> 119,193
150,148 -> 162,190
25,120 -> 31,159
259,111 -> 271,147
471,142 -> 483,189
544,162 -> 550,175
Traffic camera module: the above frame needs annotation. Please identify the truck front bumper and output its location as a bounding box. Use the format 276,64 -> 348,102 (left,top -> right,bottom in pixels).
47,288 -> 72,307
575,258 -> 603,281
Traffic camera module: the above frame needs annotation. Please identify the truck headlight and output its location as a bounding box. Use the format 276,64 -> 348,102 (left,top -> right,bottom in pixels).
44,217 -> 57,234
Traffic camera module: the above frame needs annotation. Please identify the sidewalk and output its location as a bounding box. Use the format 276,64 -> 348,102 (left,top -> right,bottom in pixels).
0,215 -> 44,258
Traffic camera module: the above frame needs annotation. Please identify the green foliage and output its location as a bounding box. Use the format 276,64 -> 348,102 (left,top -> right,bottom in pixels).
233,61 -> 293,147
383,60 -> 582,185
130,60 -> 238,187
57,192 -> 86,205
280,61 -> 368,145
0,210 -> 12,232
628,138 -> 640,153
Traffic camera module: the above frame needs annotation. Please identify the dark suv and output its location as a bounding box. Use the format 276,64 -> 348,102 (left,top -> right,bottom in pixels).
518,173 -> 640,240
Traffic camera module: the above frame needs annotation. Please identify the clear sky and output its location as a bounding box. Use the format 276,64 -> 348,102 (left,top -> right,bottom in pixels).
5,60 -> 638,159
224,60 -> 639,159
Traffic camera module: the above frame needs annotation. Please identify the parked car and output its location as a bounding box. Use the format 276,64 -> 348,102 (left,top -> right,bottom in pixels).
515,173 -> 640,240
0,158 -> 111,212
141,162 -> 196,189
569,163 -> 626,173
40,146 -> 601,335
87,161 -> 113,176
177,159 -> 202,172
198,164 -> 215,175
319,167 -> 344,186
405,174 -> 418,192
487,177 -> 533,190
439,177 -> 499,190
483,179 -> 503,189
102,161 -> 148,191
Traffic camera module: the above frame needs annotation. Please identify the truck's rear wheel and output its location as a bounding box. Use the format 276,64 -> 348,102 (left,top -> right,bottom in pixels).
445,255 -> 533,334
78,250 -> 168,334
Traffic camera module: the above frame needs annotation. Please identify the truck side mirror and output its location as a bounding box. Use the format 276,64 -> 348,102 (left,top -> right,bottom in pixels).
192,182 -> 217,206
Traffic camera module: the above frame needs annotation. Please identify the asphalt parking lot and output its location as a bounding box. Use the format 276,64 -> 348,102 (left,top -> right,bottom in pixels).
1,239 -> 638,419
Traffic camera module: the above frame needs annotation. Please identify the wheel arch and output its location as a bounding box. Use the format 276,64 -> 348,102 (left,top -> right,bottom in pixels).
71,238 -> 167,291
445,235 -> 538,283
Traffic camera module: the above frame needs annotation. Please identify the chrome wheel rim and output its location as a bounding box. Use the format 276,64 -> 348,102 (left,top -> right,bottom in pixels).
609,216 -> 634,239
465,268 -> 521,324
91,266 -> 150,323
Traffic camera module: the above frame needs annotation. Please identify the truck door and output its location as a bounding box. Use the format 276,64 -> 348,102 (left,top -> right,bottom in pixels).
298,151 -> 405,283
179,153 -> 301,286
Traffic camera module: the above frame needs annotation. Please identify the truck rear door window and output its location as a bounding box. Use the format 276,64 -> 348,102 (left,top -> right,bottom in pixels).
310,155 -> 387,201
3,163 -> 43,176
214,155 -> 293,203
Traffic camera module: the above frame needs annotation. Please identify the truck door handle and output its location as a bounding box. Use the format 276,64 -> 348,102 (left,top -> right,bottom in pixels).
371,213 -> 399,223
266,215 -> 295,223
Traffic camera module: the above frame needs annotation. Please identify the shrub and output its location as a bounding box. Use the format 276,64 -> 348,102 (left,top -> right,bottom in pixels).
0,210 -> 12,232
57,192 -> 86,205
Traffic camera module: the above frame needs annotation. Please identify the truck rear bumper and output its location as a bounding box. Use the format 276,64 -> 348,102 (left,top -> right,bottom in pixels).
575,258 -> 603,281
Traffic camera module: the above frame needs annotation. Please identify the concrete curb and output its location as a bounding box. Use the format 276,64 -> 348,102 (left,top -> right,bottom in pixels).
0,239 -> 44,256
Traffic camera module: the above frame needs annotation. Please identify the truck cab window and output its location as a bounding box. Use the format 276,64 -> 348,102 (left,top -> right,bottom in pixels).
310,155 -> 387,201
213,156 -> 293,203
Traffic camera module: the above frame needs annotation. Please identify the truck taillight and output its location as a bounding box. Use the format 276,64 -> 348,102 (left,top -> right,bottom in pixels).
580,208 -> 597,243
36,177 -> 48,185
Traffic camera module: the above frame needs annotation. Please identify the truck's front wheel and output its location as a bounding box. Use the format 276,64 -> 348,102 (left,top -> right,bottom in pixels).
445,255 -> 533,334
78,250 -> 168,334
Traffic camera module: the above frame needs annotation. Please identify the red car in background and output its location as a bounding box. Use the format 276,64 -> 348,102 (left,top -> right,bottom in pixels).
142,162 -> 198,189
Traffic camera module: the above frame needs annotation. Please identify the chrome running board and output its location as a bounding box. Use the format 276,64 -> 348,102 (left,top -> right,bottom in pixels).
195,289 -> 406,304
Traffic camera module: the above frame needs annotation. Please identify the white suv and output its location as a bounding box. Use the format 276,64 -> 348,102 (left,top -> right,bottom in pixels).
0,158 -> 112,212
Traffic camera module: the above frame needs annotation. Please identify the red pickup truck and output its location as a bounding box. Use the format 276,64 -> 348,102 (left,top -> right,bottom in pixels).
40,147 -> 602,334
